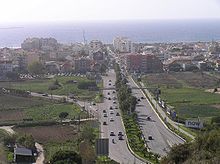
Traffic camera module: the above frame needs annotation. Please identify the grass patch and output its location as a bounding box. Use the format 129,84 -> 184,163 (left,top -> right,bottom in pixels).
123,114 -> 159,163
25,104 -> 82,121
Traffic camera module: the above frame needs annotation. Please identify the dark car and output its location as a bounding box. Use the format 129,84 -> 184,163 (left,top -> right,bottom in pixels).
141,96 -> 144,99
109,106 -> 113,110
110,131 -> 115,136
103,110 -> 106,113
108,97 -> 111,100
118,136 -> 123,140
118,132 -> 123,136
148,135 -> 153,140
103,121 -> 107,125
107,92 -> 110,95
104,114 -> 107,117
112,91 -> 116,94
116,112 -> 120,116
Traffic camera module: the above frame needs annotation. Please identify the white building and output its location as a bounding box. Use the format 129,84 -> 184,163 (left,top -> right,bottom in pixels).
113,37 -> 133,53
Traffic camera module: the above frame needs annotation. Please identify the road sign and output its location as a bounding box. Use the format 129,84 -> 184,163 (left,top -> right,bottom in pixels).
185,120 -> 203,129
95,138 -> 109,156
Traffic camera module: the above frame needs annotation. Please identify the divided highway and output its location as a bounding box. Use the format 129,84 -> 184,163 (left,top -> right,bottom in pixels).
99,69 -> 145,163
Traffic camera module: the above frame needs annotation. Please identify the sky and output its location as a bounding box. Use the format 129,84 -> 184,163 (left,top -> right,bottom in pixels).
0,0 -> 220,23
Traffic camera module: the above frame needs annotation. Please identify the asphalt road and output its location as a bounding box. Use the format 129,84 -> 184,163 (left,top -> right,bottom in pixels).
127,76 -> 185,156
99,69 -> 145,164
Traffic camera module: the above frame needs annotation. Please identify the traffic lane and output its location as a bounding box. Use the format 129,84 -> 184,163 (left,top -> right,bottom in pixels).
102,71 -> 144,163
138,92 -> 184,145
136,98 -> 169,156
130,83 -> 184,147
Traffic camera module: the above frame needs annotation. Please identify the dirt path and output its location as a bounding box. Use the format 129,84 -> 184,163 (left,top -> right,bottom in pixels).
35,142 -> 45,164
0,126 -> 45,164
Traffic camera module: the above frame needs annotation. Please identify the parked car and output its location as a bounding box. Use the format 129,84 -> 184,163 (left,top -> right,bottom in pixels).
103,121 -> 107,125
110,131 -> 115,136
116,112 -> 120,116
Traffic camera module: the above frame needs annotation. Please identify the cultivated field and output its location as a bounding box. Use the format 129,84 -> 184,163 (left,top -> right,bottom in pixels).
0,94 -> 83,124
143,72 -> 220,121
14,125 -> 78,143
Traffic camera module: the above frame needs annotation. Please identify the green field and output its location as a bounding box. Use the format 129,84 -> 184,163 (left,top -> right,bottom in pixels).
0,94 -> 84,123
25,104 -> 83,121
142,72 -> 220,122
0,76 -> 101,100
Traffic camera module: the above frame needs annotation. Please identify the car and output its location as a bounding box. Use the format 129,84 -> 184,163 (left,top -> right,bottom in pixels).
112,91 -> 116,94
110,117 -> 114,122
108,97 -> 111,100
110,111 -> 114,114
113,97 -> 116,100
42,93 -> 48,96
109,83 -> 111,86
137,98 -> 141,102
109,79 -> 112,82
110,131 -> 115,136
118,132 -> 123,136
141,96 -> 144,99
115,106 -> 118,109
116,112 -> 120,116
148,135 -> 153,140
118,136 -> 123,140
147,116 -> 151,120
113,101 -> 116,104
103,121 -> 107,125
109,106 -> 113,110
103,110 -> 106,113
92,102 -> 96,105
107,92 -> 110,95
104,114 -> 107,117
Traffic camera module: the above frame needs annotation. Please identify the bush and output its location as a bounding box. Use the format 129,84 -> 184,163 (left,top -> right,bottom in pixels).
48,84 -> 59,90
50,150 -> 82,164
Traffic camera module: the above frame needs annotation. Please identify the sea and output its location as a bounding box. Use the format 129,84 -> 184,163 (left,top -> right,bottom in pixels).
0,19 -> 220,48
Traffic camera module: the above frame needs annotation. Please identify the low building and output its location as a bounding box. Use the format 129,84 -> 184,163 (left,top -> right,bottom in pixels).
74,57 -> 92,73
14,147 -> 34,163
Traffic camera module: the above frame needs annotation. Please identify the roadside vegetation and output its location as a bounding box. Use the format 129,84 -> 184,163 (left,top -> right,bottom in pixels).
161,128 -> 220,164
115,64 -> 159,163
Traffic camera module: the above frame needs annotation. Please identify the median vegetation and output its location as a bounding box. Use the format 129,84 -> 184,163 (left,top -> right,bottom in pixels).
115,64 -> 159,163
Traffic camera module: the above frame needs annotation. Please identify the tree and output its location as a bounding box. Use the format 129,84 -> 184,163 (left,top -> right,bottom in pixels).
59,112 -> 69,121
81,124 -> 96,143
17,134 -> 35,150
50,150 -> 82,164
28,62 -> 45,75
79,140 -> 96,164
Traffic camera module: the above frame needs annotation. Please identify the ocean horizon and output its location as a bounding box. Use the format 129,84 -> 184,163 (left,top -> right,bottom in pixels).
0,19 -> 220,48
